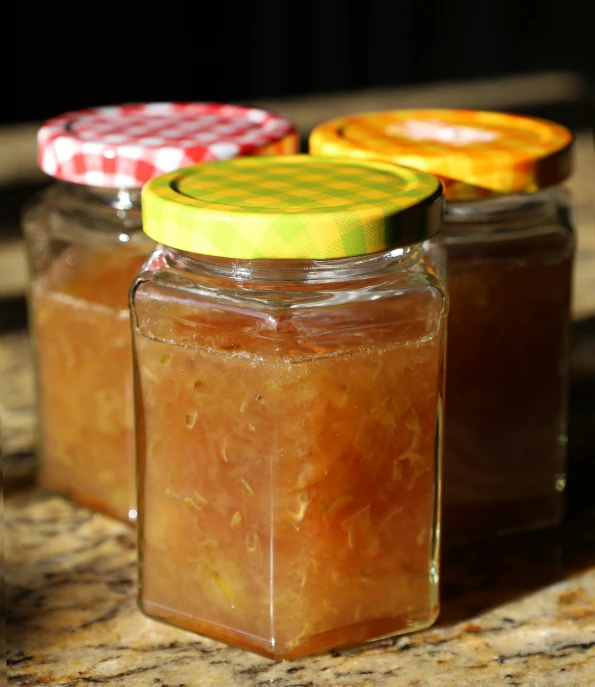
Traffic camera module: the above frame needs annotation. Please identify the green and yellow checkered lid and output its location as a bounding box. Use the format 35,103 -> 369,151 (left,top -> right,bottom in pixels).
141,155 -> 442,259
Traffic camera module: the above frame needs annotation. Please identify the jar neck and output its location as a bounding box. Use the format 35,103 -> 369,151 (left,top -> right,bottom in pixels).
57,181 -> 142,211
160,244 -> 427,286
443,188 -> 567,237
44,181 -> 148,248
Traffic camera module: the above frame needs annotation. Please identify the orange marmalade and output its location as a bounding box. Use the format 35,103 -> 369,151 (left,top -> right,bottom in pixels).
131,156 -> 446,657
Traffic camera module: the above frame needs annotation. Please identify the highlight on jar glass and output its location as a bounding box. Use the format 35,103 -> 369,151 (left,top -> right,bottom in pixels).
311,109 -> 575,541
22,103 -> 298,525
131,155 -> 447,658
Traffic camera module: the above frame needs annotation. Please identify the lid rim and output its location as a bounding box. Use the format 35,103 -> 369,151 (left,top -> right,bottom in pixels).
310,109 -> 574,200
141,155 -> 444,260
37,102 -> 298,189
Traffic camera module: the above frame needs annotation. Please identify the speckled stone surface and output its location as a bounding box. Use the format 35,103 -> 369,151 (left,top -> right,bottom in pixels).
4,311 -> 595,686
6,486 -> 595,687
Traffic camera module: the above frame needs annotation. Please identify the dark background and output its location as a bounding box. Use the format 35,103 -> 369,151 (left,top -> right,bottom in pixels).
9,0 -> 594,126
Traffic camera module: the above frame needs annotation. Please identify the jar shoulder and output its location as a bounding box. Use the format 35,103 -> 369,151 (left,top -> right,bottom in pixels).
443,190 -> 575,249
131,248 -> 447,311
23,184 -> 152,282
130,249 -> 448,354
443,192 -> 575,266
22,183 -> 145,245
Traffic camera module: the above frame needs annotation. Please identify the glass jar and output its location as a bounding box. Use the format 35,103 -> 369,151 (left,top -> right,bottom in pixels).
24,183 -> 149,522
310,109 -> 575,541
23,103 -> 298,524
131,156 -> 447,658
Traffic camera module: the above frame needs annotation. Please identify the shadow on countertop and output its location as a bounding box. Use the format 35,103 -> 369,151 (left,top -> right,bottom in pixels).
439,314 -> 595,624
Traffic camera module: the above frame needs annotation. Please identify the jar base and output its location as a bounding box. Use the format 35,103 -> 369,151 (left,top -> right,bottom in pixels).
38,475 -> 136,527
140,599 -> 440,659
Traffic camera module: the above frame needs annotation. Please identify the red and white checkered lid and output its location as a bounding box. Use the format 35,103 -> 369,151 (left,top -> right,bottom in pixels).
38,102 -> 298,188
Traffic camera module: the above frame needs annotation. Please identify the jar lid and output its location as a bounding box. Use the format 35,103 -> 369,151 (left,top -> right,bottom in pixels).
310,109 -> 573,200
141,155 -> 443,259
37,103 -> 298,189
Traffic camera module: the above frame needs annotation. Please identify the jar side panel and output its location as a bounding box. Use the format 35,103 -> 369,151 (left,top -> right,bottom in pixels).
130,267 -> 446,360
267,328 -> 443,655
135,329 -> 276,650
35,288 -> 137,520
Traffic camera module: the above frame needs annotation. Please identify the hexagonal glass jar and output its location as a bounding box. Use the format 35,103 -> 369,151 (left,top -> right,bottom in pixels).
131,156 -> 447,657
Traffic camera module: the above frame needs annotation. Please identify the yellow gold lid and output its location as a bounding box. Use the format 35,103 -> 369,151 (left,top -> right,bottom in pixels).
142,155 -> 443,259
310,109 -> 573,200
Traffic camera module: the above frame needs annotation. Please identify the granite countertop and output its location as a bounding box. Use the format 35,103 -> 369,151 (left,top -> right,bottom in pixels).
4,485 -> 595,687
4,325 -> 595,686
